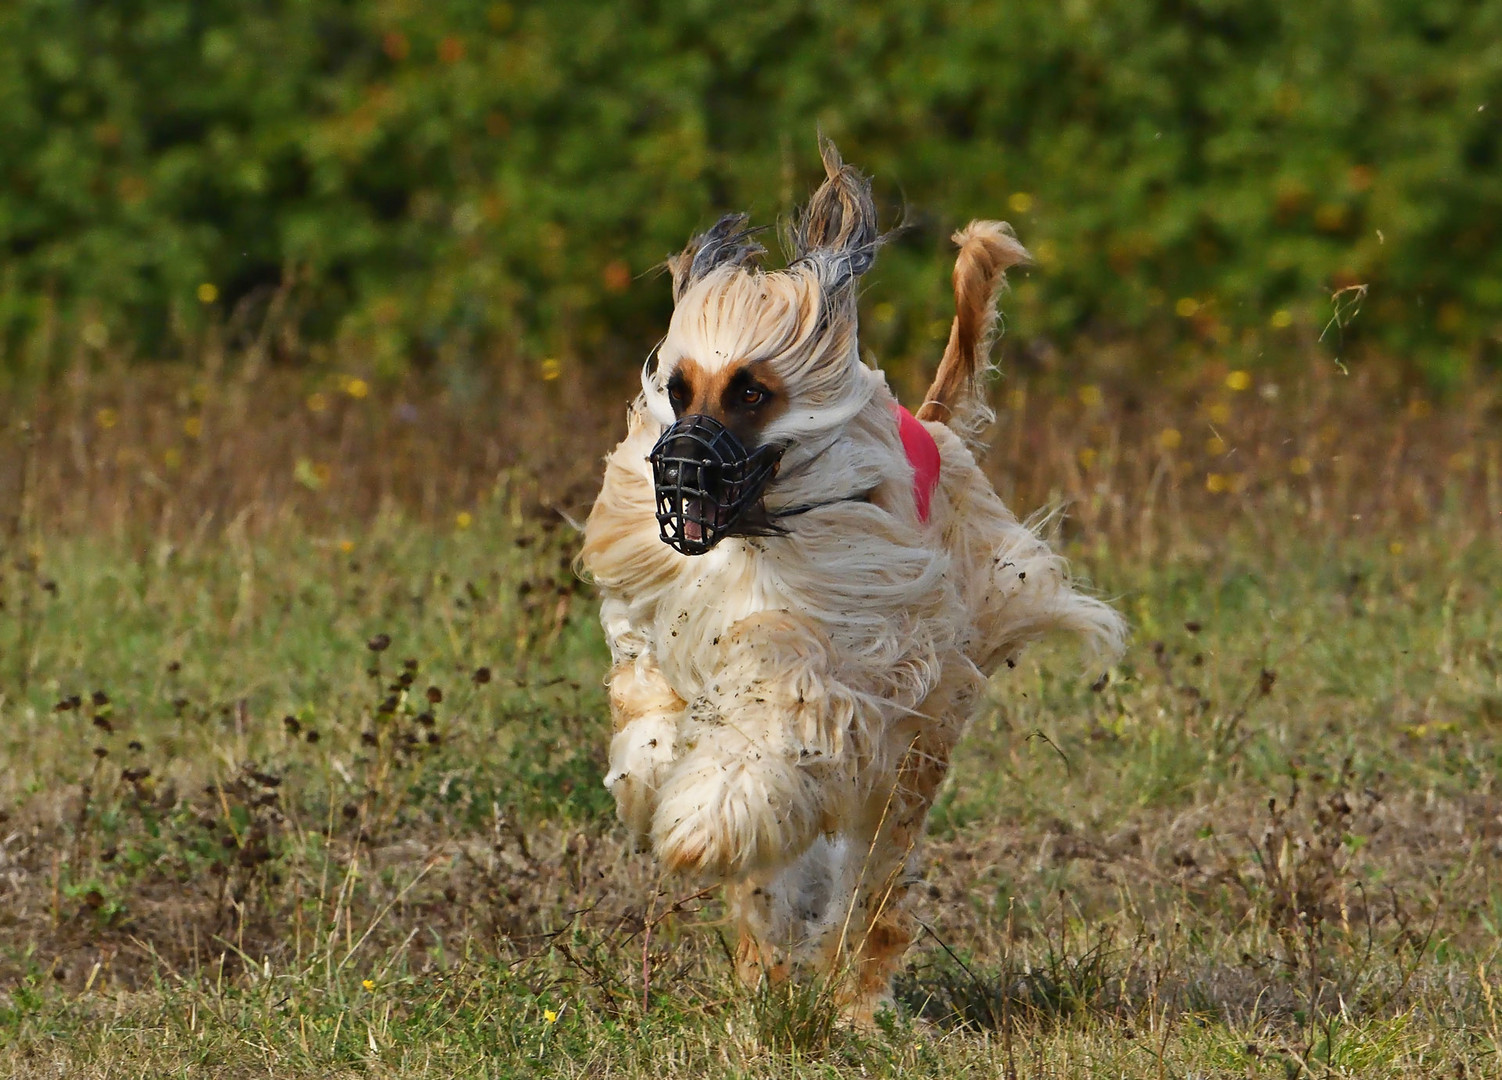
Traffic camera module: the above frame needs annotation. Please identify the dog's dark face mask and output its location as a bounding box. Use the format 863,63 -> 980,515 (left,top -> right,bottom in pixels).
648,414 -> 784,556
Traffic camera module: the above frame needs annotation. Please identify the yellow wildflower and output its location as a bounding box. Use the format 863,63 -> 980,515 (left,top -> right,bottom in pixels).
196,283 -> 219,304
1157,428 -> 1182,451
363,980 -> 375,991
345,377 -> 370,400
1225,370 -> 1251,392
1269,309 -> 1293,329
544,1008 -> 558,1024
1174,297 -> 1200,318
1007,192 -> 1034,214
540,357 -> 562,381
1205,473 -> 1229,494
456,511 -> 473,530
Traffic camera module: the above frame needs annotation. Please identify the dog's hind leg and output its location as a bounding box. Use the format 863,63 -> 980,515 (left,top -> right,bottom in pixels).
727,835 -> 861,990
603,655 -> 686,845
650,612 -> 860,881
837,671 -> 979,1025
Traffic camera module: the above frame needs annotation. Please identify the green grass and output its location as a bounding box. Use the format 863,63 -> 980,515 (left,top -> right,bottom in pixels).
2,472 -> 1502,1076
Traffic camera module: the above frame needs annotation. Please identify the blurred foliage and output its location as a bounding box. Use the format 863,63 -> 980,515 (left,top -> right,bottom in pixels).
1,0 -> 1500,382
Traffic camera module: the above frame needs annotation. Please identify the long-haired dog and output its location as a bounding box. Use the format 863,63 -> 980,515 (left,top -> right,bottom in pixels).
581,141 -> 1125,1022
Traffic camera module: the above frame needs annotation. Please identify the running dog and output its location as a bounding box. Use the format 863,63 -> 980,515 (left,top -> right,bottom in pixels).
581,140 -> 1124,1022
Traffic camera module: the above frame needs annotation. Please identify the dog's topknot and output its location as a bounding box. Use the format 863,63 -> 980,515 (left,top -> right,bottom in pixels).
665,140 -> 883,309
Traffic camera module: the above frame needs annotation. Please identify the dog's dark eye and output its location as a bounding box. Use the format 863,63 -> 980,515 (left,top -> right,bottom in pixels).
666,374 -> 689,410
740,386 -> 769,407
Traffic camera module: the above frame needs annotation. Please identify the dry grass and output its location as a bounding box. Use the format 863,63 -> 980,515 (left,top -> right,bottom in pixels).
1,354 -> 1500,1077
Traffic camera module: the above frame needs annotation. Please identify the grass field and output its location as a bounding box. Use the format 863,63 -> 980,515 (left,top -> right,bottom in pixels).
1,359 -> 1500,1077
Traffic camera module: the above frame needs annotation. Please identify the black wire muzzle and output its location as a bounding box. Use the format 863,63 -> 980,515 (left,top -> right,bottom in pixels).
647,414 -> 784,555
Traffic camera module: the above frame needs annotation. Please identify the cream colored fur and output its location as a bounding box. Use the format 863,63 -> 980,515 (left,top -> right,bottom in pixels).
581,149 -> 1125,1022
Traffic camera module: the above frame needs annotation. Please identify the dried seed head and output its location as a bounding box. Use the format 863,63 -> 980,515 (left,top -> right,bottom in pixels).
166,661 -> 181,674
367,633 -> 392,652
128,740 -> 143,752
305,730 -> 320,744
473,667 -> 492,685
92,691 -> 110,707
93,747 -> 108,759
283,715 -> 301,735
426,686 -> 443,704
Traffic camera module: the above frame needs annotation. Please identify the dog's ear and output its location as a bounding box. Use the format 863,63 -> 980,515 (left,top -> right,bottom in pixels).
666,213 -> 766,303
788,138 -> 882,296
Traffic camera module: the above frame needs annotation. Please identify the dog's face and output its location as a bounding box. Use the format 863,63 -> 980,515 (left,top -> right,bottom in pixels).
646,264 -> 867,554
643,146 -> 883,554
644,267 -> 818,554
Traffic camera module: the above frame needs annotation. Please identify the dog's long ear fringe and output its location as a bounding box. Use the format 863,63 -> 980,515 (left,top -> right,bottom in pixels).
915,220 -> 1031,434
666,213 -> 767,303
787,138 -> 884,296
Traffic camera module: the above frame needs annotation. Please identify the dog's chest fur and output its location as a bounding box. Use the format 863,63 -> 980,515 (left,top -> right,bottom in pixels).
638,508 -> 954,714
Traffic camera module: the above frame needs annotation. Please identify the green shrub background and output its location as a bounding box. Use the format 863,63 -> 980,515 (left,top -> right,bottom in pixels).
3,0 -> 1499,382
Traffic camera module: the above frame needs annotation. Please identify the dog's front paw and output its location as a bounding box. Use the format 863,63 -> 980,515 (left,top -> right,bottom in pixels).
605,715 -> 679,843
651,746 -> 826,879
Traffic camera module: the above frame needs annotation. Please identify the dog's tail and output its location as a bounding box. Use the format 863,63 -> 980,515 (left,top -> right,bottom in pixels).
914,221 -> 1030,434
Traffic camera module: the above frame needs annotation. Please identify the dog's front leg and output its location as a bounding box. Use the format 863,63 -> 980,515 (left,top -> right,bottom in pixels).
651,612 -> 858,880
603,655 -> 686,844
